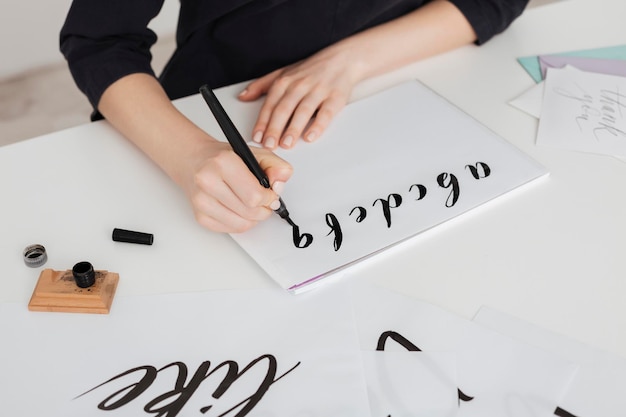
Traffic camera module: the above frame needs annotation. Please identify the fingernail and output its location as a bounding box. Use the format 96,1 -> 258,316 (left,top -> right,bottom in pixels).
238,88 -> 248,97
282,135 -> 293,147
270,199 -> 281,210
252,131 -> 263,143
306,131 -> 317,142
272,181 -> 285,195
265,136 -> 276,149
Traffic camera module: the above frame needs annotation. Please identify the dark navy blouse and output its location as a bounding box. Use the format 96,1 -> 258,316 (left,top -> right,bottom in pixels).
60,0 -> 529,110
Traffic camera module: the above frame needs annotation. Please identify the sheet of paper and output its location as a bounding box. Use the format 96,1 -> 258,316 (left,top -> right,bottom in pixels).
509,81 -> 545,118
511,57 -> 626,120
517,44 -> 626,83
0,287 -> 370,416
231,81 -> 547,293
361,351 -> 458,417
350,283 -> 578,417
537,66 -> 626,158
474,306 -> 626,417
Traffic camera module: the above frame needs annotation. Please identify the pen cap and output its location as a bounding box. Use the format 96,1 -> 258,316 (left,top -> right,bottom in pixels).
112,228 -> 154,245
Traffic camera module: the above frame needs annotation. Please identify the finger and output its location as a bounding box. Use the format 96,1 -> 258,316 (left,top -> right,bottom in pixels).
303,94 -> 347,143
260,80 -> 314,149
254,147 -> 294,185
194,170 -> 274,226
279,92 -> 326,149
238,71 -> 280,102
194,152 -> 279,221
191,192 -> 259,234
251,77 -> 291,146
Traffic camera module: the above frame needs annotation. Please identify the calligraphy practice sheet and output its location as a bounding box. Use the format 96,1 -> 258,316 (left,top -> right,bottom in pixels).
537,67 -> 626,158
0,288 -> 370,416
350,283 -> 578,417
475,306 -> 626,417
231,81 -> 547,293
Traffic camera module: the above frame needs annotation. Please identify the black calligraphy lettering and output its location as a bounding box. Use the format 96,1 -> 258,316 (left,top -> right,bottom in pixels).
408,184 -> 427,200
376,331 -> 474,404
373,194 -> 402,228
437,173 -> 459,208
287,159 -> 494,251
76,356 -> 301,417
288,220 -> 313,249
349,206 -> 367,223
465,162 -> 491,179
75,365 -> 158,409
143,361 -> 203,416
325,213 -> 343,251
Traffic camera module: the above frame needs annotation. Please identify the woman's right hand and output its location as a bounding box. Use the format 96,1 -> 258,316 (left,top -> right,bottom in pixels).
180,139 -> 293,233
98,73 -> 293,234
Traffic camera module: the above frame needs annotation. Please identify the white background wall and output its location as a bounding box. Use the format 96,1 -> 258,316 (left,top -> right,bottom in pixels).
0,0 -> 180,80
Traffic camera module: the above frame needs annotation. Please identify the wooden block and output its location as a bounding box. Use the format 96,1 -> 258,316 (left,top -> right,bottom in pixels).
28,268 -> 119,314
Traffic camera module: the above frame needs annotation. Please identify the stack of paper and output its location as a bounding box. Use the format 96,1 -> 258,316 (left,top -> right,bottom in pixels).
511,45 -> 626,162
2,281 -> 624,416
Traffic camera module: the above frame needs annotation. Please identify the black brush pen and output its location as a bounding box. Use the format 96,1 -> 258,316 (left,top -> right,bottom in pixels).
199,84 -> 294,226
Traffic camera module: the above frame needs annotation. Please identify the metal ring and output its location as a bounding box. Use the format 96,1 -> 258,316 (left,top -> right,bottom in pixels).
23,244 -> 47,268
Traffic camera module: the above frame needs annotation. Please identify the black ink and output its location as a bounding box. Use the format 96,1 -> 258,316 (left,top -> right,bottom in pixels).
76,355 -> 301,417
349,206 -> 367,223
373,194 -> 402,228
76,366 -> 158,409
325,213 -> 343,251
408,184 -> 427,200
465,162 -> 491,179
288,160 -> 493,252
376,331 -> 474,404
436,173 -> 459,208
554,406 -> 579,417
289,221 -> 313,249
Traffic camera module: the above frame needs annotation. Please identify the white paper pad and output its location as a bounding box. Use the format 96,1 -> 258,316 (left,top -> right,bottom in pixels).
232,81 -> 547,292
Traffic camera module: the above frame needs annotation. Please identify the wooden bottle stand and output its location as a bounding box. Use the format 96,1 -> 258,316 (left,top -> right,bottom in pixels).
28,268 -> 119,314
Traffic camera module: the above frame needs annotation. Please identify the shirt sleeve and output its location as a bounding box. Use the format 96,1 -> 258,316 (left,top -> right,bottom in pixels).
59,1 -> 165,109
447,0 -> 530,44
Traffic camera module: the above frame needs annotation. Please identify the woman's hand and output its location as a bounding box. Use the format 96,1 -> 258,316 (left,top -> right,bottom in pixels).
237,0 -> 477,150
180,140 -> 293,233
99,73 -> 293,233
238,42 -> 364,150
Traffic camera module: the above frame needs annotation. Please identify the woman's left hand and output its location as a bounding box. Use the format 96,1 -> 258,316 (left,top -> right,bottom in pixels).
238,42 -> 364,150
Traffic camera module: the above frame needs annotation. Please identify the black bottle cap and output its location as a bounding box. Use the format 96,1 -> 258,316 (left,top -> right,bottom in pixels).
72,261 -> 95,288
112,228 -> 154,245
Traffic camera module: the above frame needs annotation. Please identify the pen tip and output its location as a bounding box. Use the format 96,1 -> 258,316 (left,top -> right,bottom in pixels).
285,216 -> 295,227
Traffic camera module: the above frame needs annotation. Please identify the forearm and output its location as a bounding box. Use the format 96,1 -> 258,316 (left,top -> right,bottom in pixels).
98,73 -> 213,187
335,0 -> 477,84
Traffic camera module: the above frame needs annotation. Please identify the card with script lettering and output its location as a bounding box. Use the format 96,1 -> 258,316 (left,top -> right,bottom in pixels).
474,306 -> 626,417
0,288 -> 369,416
537,66 -> 626,158
351,282 -> 578,417
231,81 -> 547,293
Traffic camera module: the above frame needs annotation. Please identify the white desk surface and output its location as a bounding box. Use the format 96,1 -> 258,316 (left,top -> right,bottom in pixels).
1,0 -> 624,358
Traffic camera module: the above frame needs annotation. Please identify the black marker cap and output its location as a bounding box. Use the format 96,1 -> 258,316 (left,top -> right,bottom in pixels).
112,228 -> 154,245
